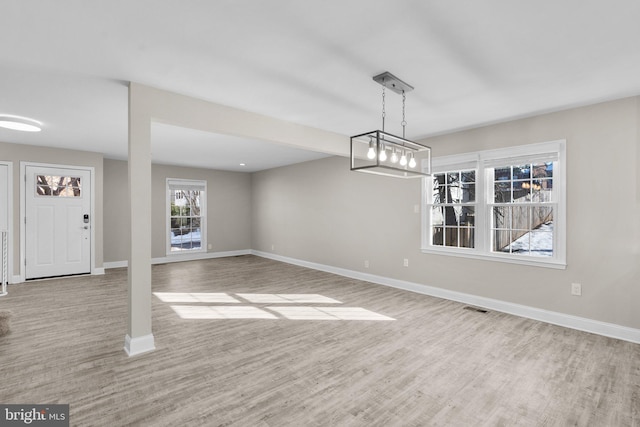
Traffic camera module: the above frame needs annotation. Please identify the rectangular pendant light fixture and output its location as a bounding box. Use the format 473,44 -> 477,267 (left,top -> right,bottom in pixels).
350,72 -> 431,178
350,130 -> 431,178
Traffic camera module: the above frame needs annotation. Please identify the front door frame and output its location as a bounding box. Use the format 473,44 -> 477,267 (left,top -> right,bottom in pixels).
0,161 -> 13,285
19,161 -> 96,282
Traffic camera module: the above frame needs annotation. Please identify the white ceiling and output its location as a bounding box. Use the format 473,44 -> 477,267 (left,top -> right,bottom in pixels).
151,123 -> 330,172
1,1 -> 640,172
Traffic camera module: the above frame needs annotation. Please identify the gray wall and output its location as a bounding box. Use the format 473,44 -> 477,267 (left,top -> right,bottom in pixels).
103,159 -> 129,263
252,156 -> 420,268
251,97 -> 640,330
103,159 -> 252,262
0,141 -> 104,274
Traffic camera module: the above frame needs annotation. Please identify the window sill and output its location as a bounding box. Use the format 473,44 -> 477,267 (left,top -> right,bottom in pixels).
167,249 -> 206,257
420,247 -> 566,269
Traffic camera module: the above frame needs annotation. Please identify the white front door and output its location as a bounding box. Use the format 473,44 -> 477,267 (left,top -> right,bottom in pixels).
25,166 -> 91,279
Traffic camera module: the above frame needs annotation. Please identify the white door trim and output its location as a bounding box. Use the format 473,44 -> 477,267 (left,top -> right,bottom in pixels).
19,162 -> 96,282
0,161 -> 13,285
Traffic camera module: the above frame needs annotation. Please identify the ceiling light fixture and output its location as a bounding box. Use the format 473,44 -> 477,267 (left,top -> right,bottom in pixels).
350,72 -> 431,178
0,115 -> 42,132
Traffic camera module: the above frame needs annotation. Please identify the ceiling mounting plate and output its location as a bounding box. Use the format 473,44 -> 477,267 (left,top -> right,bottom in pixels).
372,72 -> 414,94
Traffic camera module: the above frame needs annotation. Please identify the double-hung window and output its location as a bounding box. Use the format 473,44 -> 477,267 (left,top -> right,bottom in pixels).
423,140 -> 566,268
167,179 -> 207,254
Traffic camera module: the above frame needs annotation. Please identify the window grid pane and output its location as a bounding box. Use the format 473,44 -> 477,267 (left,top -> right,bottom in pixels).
491,204 -> 554,257
493,163 -> 554,204
429,170 -> 476,249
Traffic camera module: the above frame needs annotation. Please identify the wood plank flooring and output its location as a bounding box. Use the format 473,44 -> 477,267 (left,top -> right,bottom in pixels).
0,255 -> 638,426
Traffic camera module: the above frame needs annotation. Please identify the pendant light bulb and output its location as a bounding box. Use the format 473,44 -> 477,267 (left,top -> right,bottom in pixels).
400,152 -> 408,166
390,149 -> 399,164
379,144 -> 387,161
366,142 -> 376,160
408,153 -> 417,168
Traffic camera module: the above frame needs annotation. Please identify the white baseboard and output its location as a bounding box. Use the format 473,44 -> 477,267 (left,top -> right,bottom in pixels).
252,250 -> 640,344
152,249 -> 251,265
103,260 -> 128,269
104,249 -> 252,270
11,275 -> 22,284
92,267 -> 105,275
124,333 -> 155,356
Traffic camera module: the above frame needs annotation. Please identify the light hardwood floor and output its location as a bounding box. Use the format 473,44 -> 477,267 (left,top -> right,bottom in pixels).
1,255 -> 638,426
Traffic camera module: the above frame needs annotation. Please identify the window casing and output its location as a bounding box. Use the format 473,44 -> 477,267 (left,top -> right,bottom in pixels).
422,140 -> 566,268
167,179 -> 207,254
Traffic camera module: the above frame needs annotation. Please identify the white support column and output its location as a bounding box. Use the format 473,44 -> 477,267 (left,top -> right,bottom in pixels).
124,83 -> 155,356
121,82 -> 347,356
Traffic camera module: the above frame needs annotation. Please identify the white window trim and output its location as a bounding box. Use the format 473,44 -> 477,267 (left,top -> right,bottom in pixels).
421,140 -> 566,269
166,178 -> 207,256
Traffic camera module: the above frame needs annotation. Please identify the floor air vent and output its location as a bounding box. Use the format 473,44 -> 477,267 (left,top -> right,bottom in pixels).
463,306 -> 488,313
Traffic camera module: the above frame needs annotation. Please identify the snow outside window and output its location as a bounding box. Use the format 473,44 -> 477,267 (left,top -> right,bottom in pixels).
422,140 -> 566,269
167,179 -> 206,254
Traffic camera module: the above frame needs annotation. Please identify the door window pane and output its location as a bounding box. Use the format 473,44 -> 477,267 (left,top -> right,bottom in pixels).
35,175 -> 81,197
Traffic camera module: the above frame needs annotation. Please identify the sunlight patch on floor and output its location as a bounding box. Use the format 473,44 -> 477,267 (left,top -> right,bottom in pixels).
267,306 -> 395,321
236,293 -> 342,304
170,305 -> 277,319
158,292 -> 395,321
154,292 -> 240,303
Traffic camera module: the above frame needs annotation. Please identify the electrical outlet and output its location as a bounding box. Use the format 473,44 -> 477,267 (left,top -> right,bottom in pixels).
207,243 -> 212,250
403,258 -> 409,267
271,244 -> 275,251
414,204 -> 420,214
364,260 -> 369,268
571,283 -> 582,296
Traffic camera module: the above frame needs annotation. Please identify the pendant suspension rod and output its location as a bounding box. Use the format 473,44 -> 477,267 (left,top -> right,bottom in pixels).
381,81 -> 386,133
402,90 -> 407,139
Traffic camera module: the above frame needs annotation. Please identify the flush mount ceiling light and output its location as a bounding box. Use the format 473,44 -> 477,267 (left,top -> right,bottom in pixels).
351,72 -> 431,178
0,115 -> 42,132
